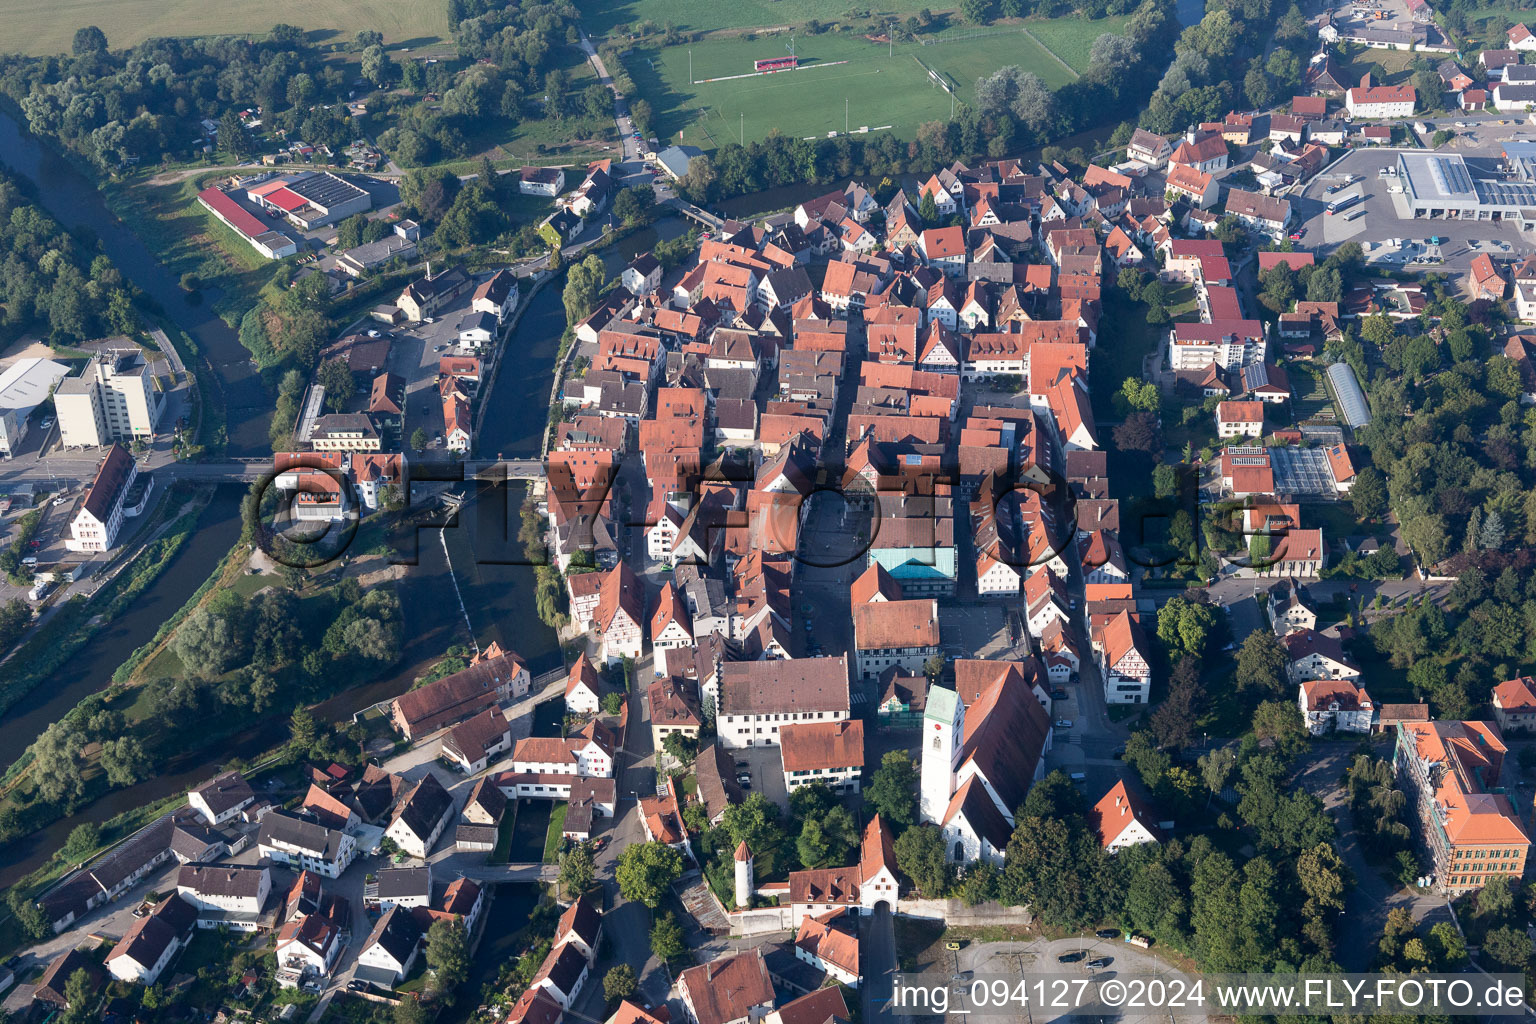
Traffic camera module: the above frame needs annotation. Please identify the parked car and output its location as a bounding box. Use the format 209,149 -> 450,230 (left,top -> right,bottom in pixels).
736,773 -> 751,785
1050,688 -> 1068,700
1087,957 -> 1113,969
1096,929 -> 1119,939
1057,951 -> 1086,963
1054,719 -> 1074,729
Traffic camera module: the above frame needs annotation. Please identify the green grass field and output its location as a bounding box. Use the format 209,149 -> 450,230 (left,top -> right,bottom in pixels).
103,173 -> 275,328
578,0 -> 949,38
0,0 -> 451,56
629,26 -> 1084,149
1022,13 -> 1131,72
1340,48 -> 1420,87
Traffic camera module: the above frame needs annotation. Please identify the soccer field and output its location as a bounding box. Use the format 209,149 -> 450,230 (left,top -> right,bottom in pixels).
0,0 -> 451,56
630,28 -> 1089,149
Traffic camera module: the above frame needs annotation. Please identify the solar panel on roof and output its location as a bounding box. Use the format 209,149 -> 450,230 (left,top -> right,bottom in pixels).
1428,156 -> 1474,198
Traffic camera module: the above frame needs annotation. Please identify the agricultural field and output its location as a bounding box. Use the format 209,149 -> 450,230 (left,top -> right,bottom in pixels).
577,0 -> 950,38
0,0 -> 451,56
626,24 -> 1096,149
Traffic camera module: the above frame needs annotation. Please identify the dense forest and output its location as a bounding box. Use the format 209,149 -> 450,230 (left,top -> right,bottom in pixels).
0,573 -> 400,854
0,26 -> 340,171
0,167 -> 138,343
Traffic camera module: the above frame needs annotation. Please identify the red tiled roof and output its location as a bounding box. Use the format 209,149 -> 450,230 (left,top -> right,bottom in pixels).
779,720 -> 864,772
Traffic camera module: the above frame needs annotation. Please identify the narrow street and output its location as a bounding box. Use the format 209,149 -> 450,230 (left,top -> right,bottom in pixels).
862,904 -> 897,1022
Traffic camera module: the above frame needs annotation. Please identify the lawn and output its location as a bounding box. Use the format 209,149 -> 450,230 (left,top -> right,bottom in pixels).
1018,14 -> 1131,74
543,802 -> 569,862
1298,501 -> 1368,542
1,0 -> 451,57
624,25 -> 1082,149
1166,282 -> 1201,322
1339,48 -> 1420,87
366,46 -> 616,168
1454,5 -> 1534,48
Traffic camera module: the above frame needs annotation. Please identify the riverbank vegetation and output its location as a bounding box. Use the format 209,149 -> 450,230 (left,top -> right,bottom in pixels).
0,1 -> 595,176
0,484 -> 401,854
1139,0 -> 1309,131
0,167 -> 141,346
0,485 -> 207,726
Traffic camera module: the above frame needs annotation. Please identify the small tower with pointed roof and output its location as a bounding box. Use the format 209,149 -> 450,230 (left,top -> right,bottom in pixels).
733,840 -> 754,910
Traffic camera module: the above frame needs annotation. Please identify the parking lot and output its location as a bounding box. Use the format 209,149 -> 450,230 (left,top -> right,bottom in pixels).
1295,148 -> 1535,273
908,931 -> 1208,1023
731,744 -> 790,811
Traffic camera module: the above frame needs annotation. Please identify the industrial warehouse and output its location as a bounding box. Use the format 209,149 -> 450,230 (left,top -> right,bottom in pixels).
1394,144 -> 1536,226
244,171 -> 373,230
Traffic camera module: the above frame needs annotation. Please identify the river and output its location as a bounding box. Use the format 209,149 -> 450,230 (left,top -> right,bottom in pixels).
0,110 -> 547,884
0,105 -> 696,885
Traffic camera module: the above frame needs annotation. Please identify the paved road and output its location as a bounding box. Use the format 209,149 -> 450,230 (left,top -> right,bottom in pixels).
578,32 -> 641,164
1203,575 -> 1453,629
863,904 -> 897,1022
